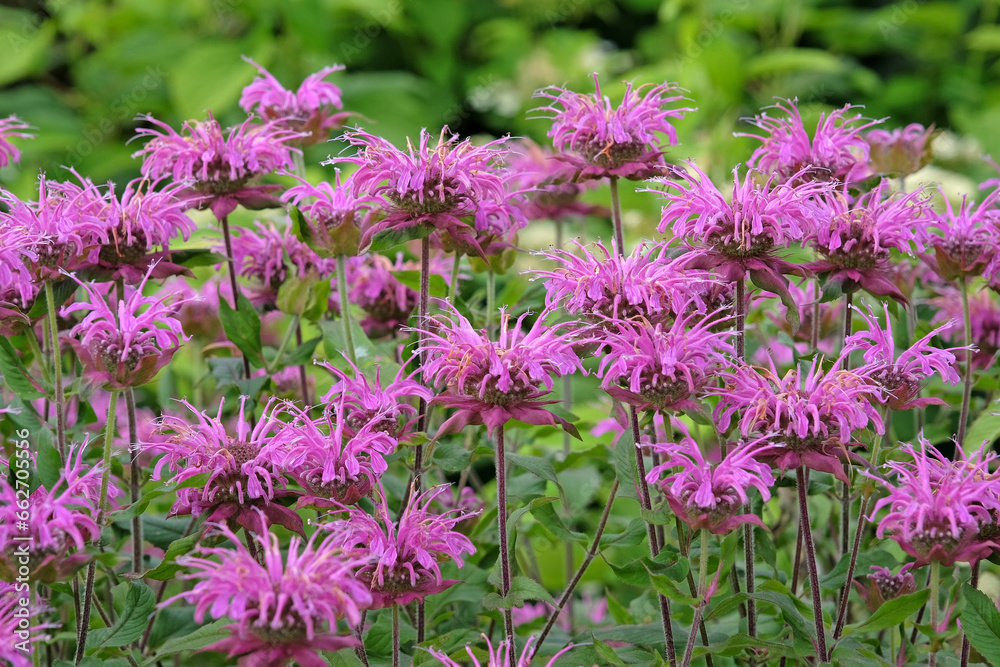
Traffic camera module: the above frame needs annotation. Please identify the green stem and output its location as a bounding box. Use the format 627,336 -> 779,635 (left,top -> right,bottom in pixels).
930,559 -> 940,638
957,276 -> 974,447
124,388 -> 142,575
24,325 -> 49,383
610,176 -> 624,255
267,314 -> 300,375
336,254 -> 357,366
486,269 -> 496,339
681,529 -> 711,667
392,604 -> 400,667
449,253 -> 461,302
698,528 -> 709,598
45,280 -> 66,457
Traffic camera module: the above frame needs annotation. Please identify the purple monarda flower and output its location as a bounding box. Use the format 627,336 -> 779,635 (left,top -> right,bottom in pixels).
844,300 -> 962,410
148,397 -> 303,536
867,439 -> 1000,566
426,634 -> 575,667
266,399 -> 398,508
0,582 -> 55,667
506,139 -> 606,222
866,123 -> 935,178
532,73 -> 694,181
714,355 -> 883,482
240,57 -> 350,145
132,113 -> 305,219
0,115 -> 32,167
319,485 -> 479,608
282,170 -> 376,257
646,420 -> 775,534
926,186 -> 1000,282
319,360 -> 433,438
336,127 -> 523,259
807,181 -> 934,302
738,98 -> 882,186
416,300 -> 585,436
531,240 -> 715,325
597,310 -> 735,414
170,525 -> 368,667
0,442 -> 103,583
854,563 -> 917,612
62,266 -> 188,390
0,218 -> 38,331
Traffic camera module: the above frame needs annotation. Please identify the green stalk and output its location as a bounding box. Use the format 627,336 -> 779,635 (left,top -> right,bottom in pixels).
449,253 -> 461,302
957,276 -> 974,447
336,254 -> 357,366
267,314 -> 300,374
610,176 -> 624,254
930,561 -> 941,667
45,280 -> 66,457
24,326 -> 49,383
392,604 -> 400,667
486,269 -> 496,339
681,529 -> 711,667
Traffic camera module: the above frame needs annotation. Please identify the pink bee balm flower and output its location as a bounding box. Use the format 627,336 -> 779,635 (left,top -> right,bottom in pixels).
807,181 -> 934,302
415,300 -> 586,436
319,485 -> 479,608
925,186 -> 1000,283
866,123 -> 935,178
531,240 -> 716,326
506,139 -> 606,222
0,441 -> 104,583
853,563 -> 917,612
597,310 -> 735,414
240,57 -> 350,145
867,438 -> 1000,566
714,355 -> 883,482
132,113 -> 305,219
0,217 -> 38,331
646,420 -> 776,534
62,266 -> 188,390
0,583 -> 55,667
0,115 -> 32,167
532,73 -> 694,181
148,396 -> 303,536
282,170 -> 377,257
336,127 -> 524,259
170,525 -> 368,667
426,634 -> 575,667
844,300 -> 962,411
266,399 -> 398,508
931,288 -> 1000,371
737,98 -> 883,186
319,359 -> 433,438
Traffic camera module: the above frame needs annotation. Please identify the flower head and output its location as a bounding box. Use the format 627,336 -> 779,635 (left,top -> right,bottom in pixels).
319,485 -> 478,608
597,310 -> 735,413
0,216 -> 38,330
646,420 -> 775,534
844,300 -> 962,410
416,300 -> 585,436
171,525 -> 367,667
240,57 -> 350,145
319,360 -> 433,438
868,439 -> 1000,565
0,582 -> 55,667
737,98 -> 882,186
62,266 -> 188,389
148,397 -> 303,536
714,355 -> 883,482
426,634 -> 575,667
336,127 -> 524,259
282,170 -> 377,257
0,115 -> 33,168
532,73 -> 694,180
866,123 -> 935,178
132,113 -> 305,218
927,186 -> 1000,282
854,563 -> 917,612
506,139 -> 606,222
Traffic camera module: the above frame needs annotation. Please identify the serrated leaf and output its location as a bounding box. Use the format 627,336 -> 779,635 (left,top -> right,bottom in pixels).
0,337 -> 46,400
613,429 -> 640,501
960,584 -> 1000,665
86,581 -> 155,649
35,439 -> 62,491
592,635 -> 628,666
143,618 -> 231,666
507,453 -> 559,486
217,292 -> 263,365
144,533 -> 199,581
365,222 -> 435,253
108,473 -> 210,522
843,589 -> 928,636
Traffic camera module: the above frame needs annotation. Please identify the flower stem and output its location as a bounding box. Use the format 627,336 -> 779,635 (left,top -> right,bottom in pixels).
124,388 -> 142,575
961,561 -> 980,667
930,560 -> 940,664
336,253 -> 357,366
496,424 -> 516,667
295,323 -> 310,405
486,269 -> 496,340
840,292 -> 854,561
449,253 -> 461,302
610,175 -> 625,255
392,603 -> 400,667
796,466 -> 829,664
957,276 -> 974,447
75,561 -> 97,665
681,529 -> 711,667
220,214 -> 253,382
45,280 -> 66,457
676,517 -> 714,667
538,479 -> 619,647
735,277 -> 746,360
267,314 -> 300,374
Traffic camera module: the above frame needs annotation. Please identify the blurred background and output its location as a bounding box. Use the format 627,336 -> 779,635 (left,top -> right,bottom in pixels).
1,0 -> 999,217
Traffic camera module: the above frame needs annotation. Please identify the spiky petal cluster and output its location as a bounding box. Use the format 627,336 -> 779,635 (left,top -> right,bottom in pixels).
844,301 -> 962,410
0,218 -> 38,330
597,310 -> 735,413
416,300 -> 585,436
240,57 -> 349,144
320,360 -> 432,438
171,525 -> 368,667
282,170 -> 376,257
532,73 -> 693,180
506,139 -> 605,222
531,240 -> 715,325
738,98 -> 882,186
807,181 -> 934,301
426,634 -> 575,667
148,397 -> 302,536
646,421 -> 775,534
867,439 -> 1000,565
866,123 -> 935,178
0,582 -> 55,667
0,116 -> 32,168
319,485 -> 478,608
926,187 -> 1000,282
854,563 -> 917,612
0,442 -> 104,583
62,267 -> 188,389
132,114 -> 305,218
266,399 -> 398,508
714,356 -> 883,482
337,128 -> 523,259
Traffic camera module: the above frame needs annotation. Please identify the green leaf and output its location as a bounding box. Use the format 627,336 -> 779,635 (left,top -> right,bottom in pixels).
592,635 -> 628,666
392,270 -> 450,299
482,576 -> 554,609
613,428 -> 640,501
35,438 -> 62,491
217,292 -> 263,365
320,318 -> 378,370
143,533 -> 199,581
960,583 -> 1000,665
28,277 -> 76,319
280,336 -> 321,368
646,563 -> 699,606
364,222 -> 435,253
86,582 -> 155,649
432,440 -> 473,472
819,547 -> 895,590
745,48 -> 847,77
507,453 -> 559,486
0,337 -> 46,400
108,473 -> 210,522
531,502 -> 588,543
169,248 -> 226,268
964,408 -> 1000,455
843,589 -> 928,636
693,633 -> 805,660
168,41 -> 257,119
143,618 -> 231,666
